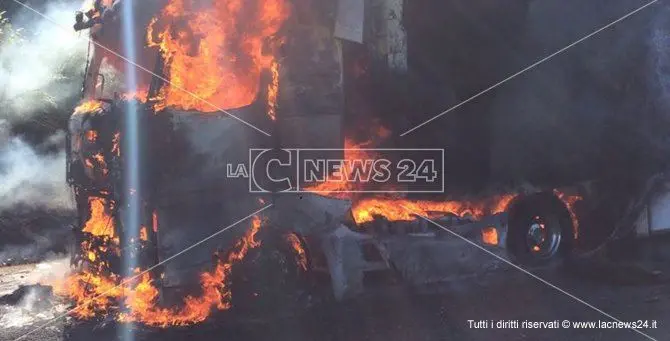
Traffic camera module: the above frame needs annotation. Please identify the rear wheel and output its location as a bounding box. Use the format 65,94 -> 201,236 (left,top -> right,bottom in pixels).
507,193 -> 573,265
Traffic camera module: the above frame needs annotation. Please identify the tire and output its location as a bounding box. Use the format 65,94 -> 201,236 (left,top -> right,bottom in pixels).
506,193 -> 574,265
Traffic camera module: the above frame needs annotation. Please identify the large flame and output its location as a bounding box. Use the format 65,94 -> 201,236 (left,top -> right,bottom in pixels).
58,0 -> 290,326
305,137 -> 391,196
54,271 -> 123,319
305,127 -> 518,226
58,208 -> 265,326
52,195 -> 121,318
147,0 -> 289,111
58,128 -> 265,324
82,197 -> 116,238
119,216 -> 263,326
74,99 -> 104,115
267,60 -> 280,120
351,195 -> 515,224
481,226 -> 499,245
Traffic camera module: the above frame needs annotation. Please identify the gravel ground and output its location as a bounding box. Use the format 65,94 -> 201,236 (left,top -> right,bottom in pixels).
0,260 -> 69,341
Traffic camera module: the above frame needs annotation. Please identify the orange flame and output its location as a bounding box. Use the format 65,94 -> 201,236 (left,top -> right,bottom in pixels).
120,87 -> 149,101
305,124 -> 395,196
147,0 -> 290,111
481,227 -> 499,245
85,130 -> 98,143
90,153 -> 109,176
307,128 -> 517,227
553,189 -> 582,239
55,271 -> 122,319
83,197 -> 115,238
152,210 -> 158,233
267,60 -> 280,120
351,194 -> 515,225
139,226 -> 148,242
305,138 -> 382,196
111,132 -> 121,157
285,233 -> 307,271
119,215 -> 264,326
74,100 -> 103,115
59,212 -> 266,326
54,194 -> 122,319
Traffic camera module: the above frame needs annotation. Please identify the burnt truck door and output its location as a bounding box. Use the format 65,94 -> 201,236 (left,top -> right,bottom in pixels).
151,15 -> 347,300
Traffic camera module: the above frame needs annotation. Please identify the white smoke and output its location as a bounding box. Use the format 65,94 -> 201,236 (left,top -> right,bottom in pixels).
0,1 -> 89,121
0,1 -> 86,212
0,120 -> 72,211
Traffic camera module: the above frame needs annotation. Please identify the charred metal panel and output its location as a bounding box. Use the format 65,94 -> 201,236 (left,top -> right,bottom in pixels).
321,225 -> 389,300
153,191 -> 255,288
400,0 -> 531,191
334,0 -> 364,43
280,18 -> 344,130
384,0 -> 407,72
366,0 -> 407,71
270,193 -> 351,235
151,109 -> 262,288
277,115 -> 342,149
278,14 -> 345,178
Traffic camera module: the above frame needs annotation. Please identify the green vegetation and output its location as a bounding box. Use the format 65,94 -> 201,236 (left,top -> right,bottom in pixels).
0,11 -> 23,45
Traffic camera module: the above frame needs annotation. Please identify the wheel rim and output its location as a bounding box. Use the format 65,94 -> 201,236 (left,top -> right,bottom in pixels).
525,215 -> 561,259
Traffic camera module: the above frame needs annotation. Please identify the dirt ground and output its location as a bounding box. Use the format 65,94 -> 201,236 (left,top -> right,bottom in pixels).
1,255 -> 668,341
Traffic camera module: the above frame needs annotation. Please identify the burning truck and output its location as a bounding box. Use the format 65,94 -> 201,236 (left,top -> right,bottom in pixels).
60,0 -> 670,330
63,0 -> 392,327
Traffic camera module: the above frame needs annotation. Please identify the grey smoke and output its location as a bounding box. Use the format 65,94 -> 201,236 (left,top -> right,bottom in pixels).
0,120 -> 72,211
0,1 -> 87,212
0,1 -> 89,122
0,258 -> 70,329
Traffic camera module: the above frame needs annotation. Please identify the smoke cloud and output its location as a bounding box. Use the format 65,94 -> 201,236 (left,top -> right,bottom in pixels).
0,120 -> 72,211
0,1 -> 89,122
0,1 -> 86,212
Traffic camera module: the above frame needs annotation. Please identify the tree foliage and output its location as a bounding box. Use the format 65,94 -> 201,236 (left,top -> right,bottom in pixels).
0,11 -> 23,45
